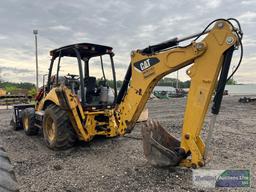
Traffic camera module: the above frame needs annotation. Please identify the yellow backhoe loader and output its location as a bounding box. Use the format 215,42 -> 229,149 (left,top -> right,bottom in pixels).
11,18 -> 243,168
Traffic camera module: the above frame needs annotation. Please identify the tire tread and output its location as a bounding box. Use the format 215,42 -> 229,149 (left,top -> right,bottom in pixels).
43,105 -> 76,150
0,147 -> 19,192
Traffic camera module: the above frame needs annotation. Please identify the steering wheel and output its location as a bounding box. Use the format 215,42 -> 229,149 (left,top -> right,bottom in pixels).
64,73 -> 80,80
98,77 -> 108,86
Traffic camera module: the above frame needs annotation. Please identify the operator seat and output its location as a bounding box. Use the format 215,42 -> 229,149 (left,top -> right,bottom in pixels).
84,76 -> 97,104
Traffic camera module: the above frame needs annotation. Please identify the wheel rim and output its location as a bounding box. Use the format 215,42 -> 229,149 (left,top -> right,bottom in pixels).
23,116 -> 29,131
45,116 -> 56,142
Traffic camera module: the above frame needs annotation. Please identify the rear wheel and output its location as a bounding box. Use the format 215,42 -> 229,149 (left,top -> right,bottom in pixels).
22,108 -> 38,135
43,104 -> 76,150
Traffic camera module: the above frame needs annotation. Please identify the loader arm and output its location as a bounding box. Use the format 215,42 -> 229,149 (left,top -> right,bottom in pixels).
116,20 -> 241,168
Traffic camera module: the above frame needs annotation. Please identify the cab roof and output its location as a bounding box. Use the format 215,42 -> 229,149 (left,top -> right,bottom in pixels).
50,43 -> 113,58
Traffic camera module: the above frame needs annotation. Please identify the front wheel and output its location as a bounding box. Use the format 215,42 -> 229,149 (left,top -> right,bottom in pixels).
43,105 -> 76,150
22,108 -> 38,135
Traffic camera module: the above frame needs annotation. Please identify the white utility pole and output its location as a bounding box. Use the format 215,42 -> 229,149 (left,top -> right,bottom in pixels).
33,29 -> 39,90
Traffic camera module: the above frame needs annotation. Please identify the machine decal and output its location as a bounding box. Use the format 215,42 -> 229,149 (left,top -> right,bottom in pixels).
134,57 -> 160,72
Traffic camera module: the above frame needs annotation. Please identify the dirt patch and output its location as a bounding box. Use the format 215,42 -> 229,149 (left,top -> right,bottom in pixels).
0,96 -> 255,191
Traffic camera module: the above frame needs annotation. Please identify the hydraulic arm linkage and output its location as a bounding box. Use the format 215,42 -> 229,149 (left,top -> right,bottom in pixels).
116,19 -> 243,168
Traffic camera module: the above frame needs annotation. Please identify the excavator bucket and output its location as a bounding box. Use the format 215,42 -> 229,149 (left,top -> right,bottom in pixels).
141,120 -> 185,167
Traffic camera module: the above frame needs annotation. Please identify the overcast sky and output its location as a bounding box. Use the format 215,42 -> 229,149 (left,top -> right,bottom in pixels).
0,0 -> 255,85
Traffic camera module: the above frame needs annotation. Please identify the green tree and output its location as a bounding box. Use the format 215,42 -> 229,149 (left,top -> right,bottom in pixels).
0,81 -> 36,95
157,77 -> 191,88
28,87 -> 37,97
226,78 -> 237,85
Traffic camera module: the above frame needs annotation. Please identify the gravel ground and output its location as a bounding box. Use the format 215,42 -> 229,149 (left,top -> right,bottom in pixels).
0,96 -> 255,192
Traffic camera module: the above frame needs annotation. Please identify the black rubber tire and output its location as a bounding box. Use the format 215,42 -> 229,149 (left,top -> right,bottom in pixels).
10,116 -> 19,131
22,108 -> 38,135
10,111 -> 23,131
0,147 -> 19,192
43,104 -> 76,150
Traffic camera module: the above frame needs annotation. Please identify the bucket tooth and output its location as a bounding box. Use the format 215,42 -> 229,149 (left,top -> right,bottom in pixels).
141,120 -> 184,167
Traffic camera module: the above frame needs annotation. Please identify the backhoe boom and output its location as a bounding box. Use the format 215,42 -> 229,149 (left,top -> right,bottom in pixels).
116,20 -> 241,168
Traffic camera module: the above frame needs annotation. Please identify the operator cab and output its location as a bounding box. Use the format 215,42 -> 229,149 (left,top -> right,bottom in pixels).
46,43 -> 117,110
